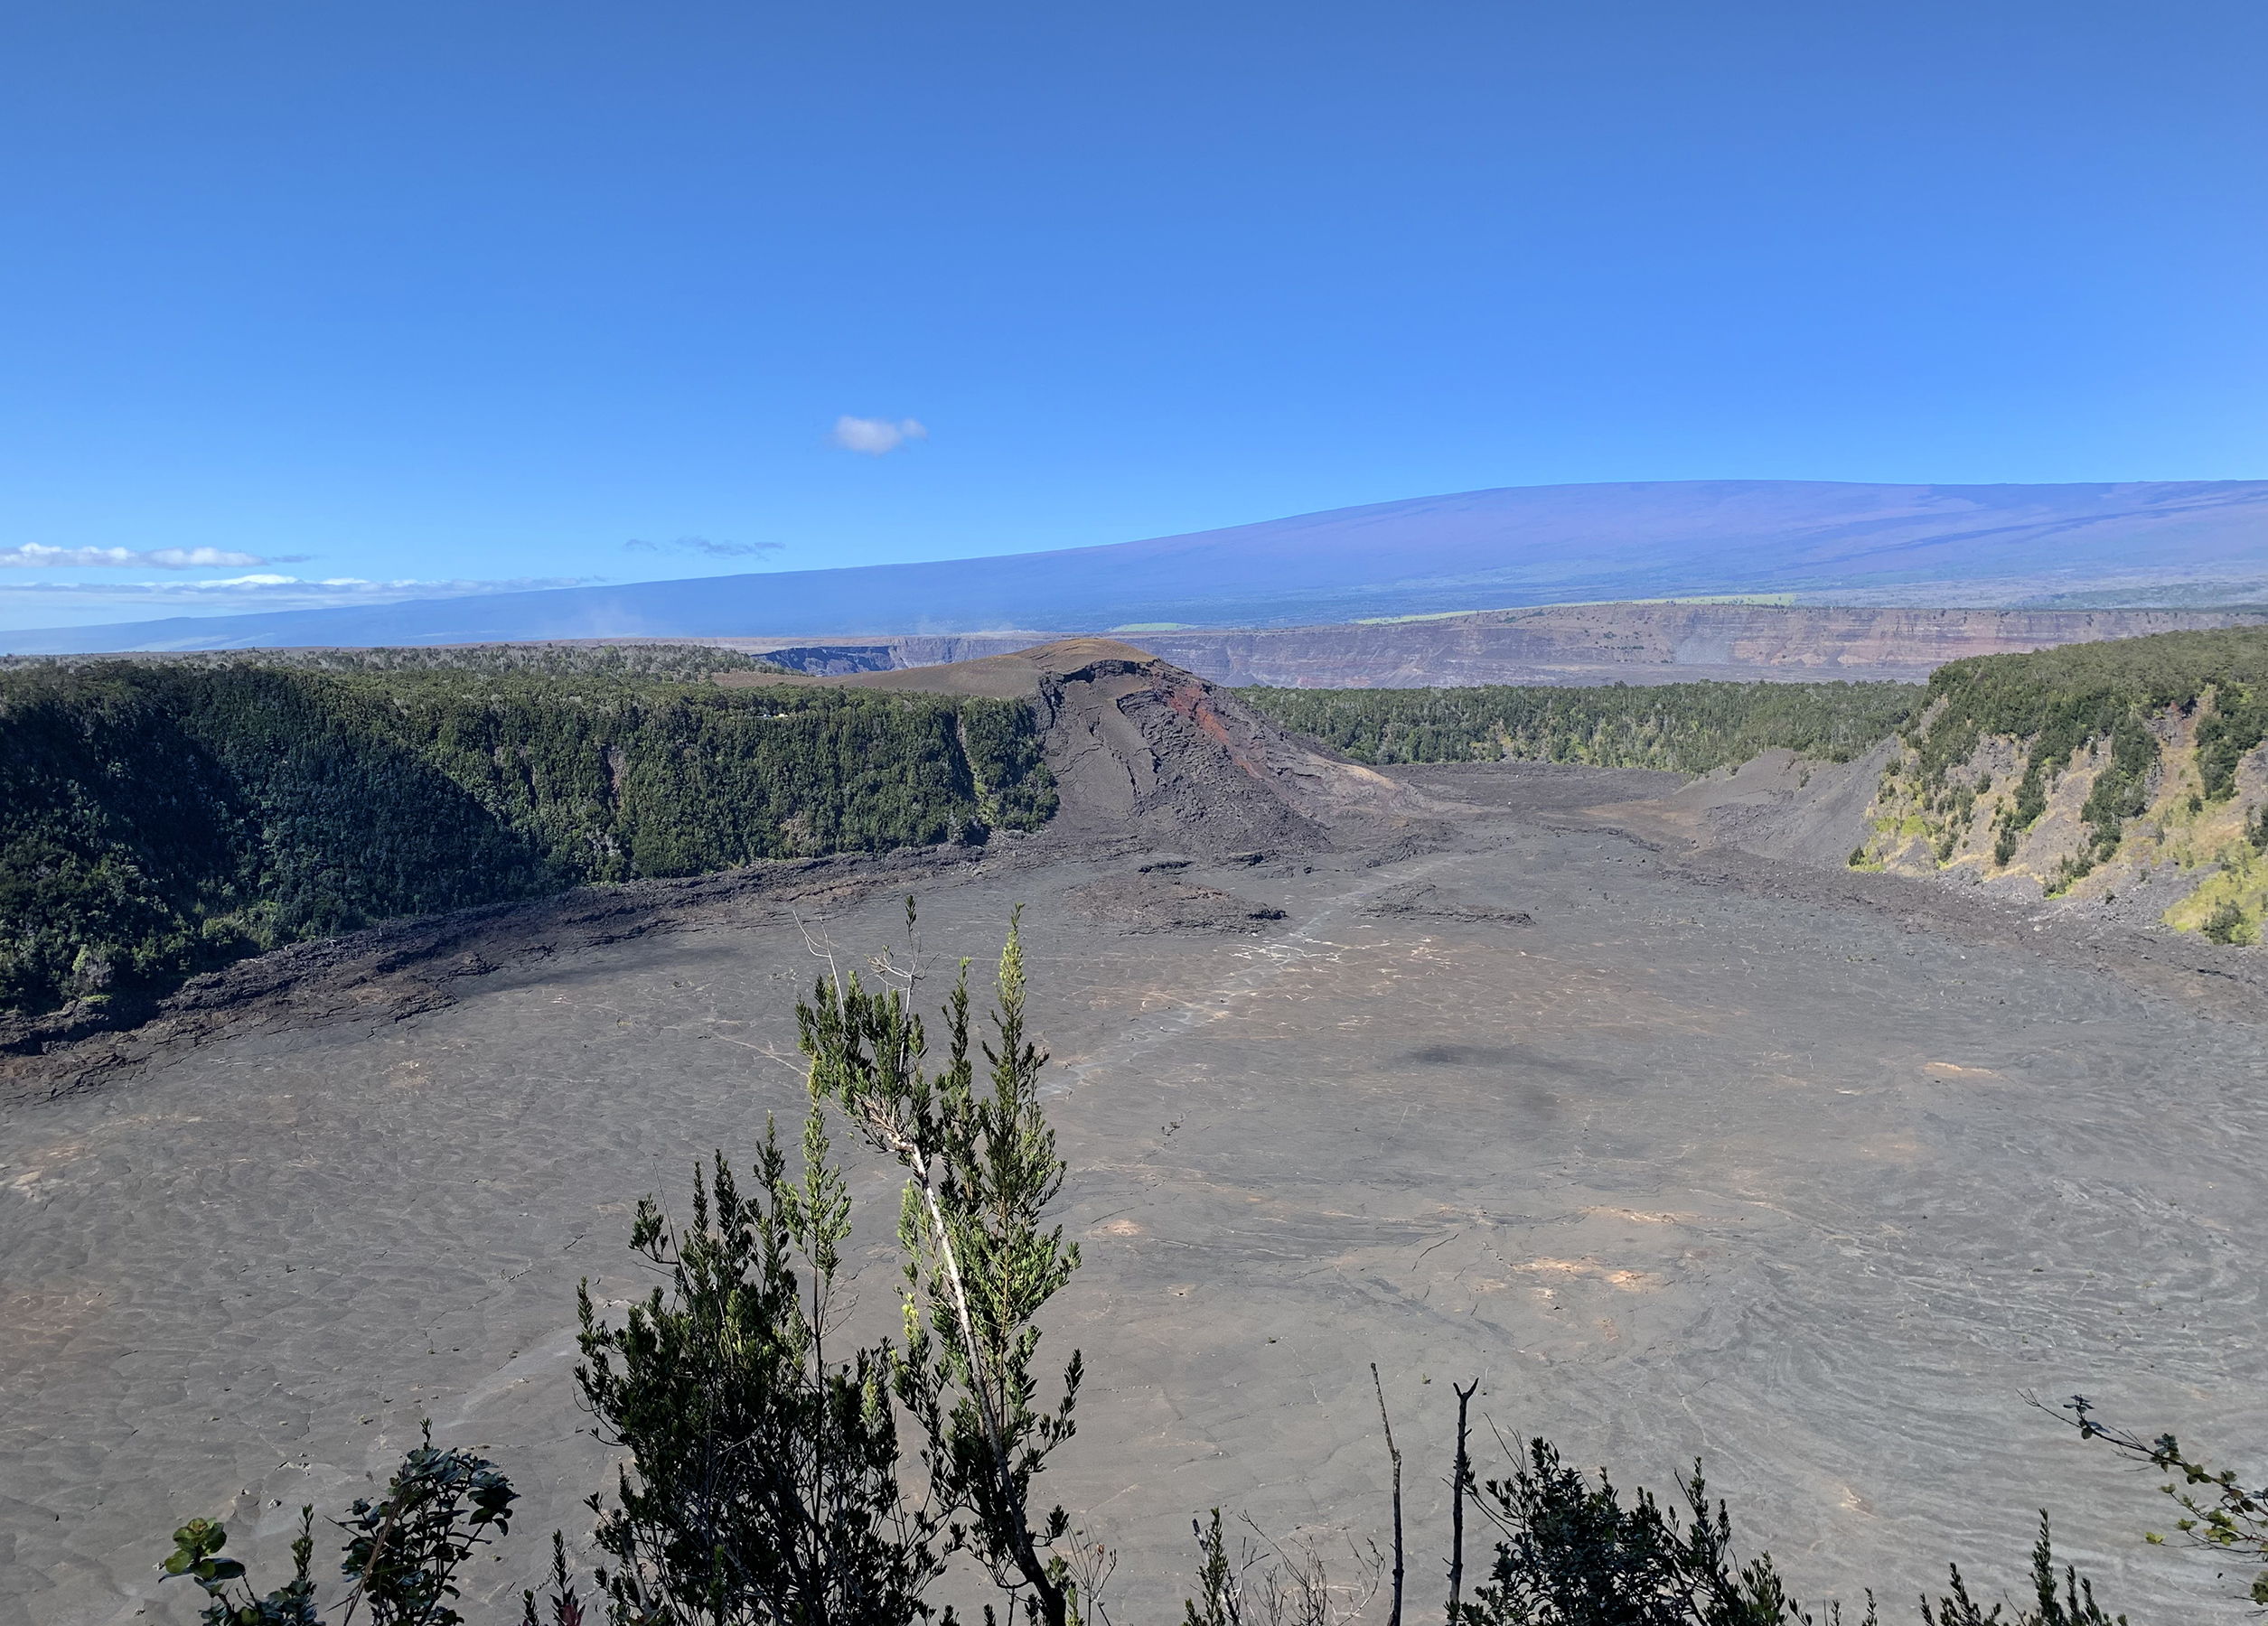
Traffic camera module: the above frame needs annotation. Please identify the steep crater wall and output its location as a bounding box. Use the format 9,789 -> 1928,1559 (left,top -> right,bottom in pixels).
0,659 -> 1055,1022
1850,630 -> 2268,943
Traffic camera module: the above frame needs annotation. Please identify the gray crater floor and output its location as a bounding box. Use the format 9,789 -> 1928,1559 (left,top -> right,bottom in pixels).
5,766 -> 2265,1624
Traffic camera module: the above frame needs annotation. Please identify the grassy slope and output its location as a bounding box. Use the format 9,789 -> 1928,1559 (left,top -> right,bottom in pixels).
0,649 -> 1054,1015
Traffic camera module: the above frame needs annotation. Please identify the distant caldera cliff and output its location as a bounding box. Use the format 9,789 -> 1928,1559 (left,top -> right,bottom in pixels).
747,604 -> 2268,688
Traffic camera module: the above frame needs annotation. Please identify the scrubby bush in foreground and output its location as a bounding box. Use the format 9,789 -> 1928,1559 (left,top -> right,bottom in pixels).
573,1117 -> 944,1625
160,1429 -> 516,1626
801,906 -> 1085,1626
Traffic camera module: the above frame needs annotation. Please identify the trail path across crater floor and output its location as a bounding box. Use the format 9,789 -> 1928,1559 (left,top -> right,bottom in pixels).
5,764 -> 2265,1625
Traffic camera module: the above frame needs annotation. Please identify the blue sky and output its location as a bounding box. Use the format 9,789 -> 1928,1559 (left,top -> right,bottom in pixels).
2,2 -> 2262,629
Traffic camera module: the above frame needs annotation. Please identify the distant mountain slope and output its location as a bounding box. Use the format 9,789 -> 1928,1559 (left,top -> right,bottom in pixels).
7,478 -> 2266,653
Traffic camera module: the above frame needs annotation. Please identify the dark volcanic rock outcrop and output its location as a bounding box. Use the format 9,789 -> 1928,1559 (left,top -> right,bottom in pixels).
1362,879 -> 1532,925
1019,640 -> 1443,856
1067,872 -> 1288,932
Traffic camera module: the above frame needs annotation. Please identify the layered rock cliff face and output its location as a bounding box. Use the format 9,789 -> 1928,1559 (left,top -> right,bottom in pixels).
762,604 -> 2268,689
1138,606 -> 2268,687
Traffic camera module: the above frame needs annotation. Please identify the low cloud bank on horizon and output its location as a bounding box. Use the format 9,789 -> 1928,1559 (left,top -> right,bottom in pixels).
831,415 -> 927,455
1,543 -> 301,569
0,573 -> 595,630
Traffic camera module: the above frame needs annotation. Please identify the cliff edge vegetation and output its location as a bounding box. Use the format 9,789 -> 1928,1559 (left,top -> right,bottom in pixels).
1852,628 -> 2268,942
0,648 -> 1055,1017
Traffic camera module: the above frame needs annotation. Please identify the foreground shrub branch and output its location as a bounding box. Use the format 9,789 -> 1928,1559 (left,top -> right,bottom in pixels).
800,907 -> 1085,1626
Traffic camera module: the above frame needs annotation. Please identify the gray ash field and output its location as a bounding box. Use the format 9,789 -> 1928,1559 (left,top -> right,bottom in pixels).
5,644 -> 2265,1624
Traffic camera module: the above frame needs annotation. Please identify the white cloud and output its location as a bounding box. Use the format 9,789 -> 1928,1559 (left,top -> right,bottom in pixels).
0,543 -> 274,569
831,415 -> 929,455
0,575 -> 584,598
623,536 -> 783,557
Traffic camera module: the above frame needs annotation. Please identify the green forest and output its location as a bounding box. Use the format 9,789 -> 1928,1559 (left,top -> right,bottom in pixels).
1906,627 -> 2268,794
0,640 -> 791,682
0,650 -> 1055,1016
1243,678 -> 1922,771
